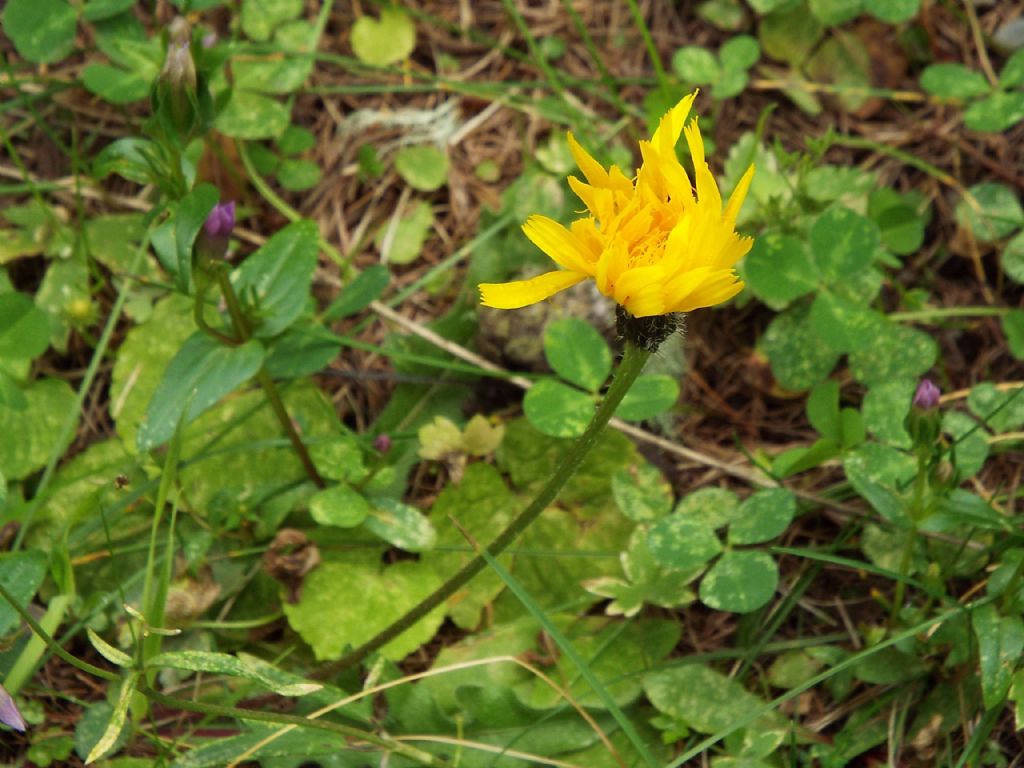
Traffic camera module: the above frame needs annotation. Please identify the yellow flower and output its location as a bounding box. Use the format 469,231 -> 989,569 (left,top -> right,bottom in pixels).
479,92 -> 755,318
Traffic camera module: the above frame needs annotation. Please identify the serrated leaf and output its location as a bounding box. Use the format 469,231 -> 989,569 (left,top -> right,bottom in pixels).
616,374 -> 679,421
699,550 -> 778,613
231,219 -> 319,337
543,317 -> 611,392
523,378 -> 594,438
136,332 -> 266,453
729,489 -> 796,545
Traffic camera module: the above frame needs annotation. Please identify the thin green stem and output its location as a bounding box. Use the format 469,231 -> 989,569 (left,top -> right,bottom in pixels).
318,342 -> 651,675
214,271 -> 325,489
623,0 -> 668,88
136,684 -> 453,768
0,581 -> 118,682
891,306 -> 1009,322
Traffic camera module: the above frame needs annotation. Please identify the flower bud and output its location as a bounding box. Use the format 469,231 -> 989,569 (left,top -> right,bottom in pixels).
373,434 -> 392,453
194,201 -> 235,267
154,18 -> 199,141
905,377 -> 942,450
0,684 -> 26,732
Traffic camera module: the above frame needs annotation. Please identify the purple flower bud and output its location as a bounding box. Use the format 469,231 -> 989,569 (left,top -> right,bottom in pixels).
912,378 -> 941,410
204,201 -> 236,239
201,31 -> 218,49
373,434 -> 392,453
0,684 -> 26,732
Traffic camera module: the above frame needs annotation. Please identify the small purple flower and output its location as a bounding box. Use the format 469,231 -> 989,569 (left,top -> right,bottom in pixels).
912,379 -> 941,410
0,684 -> 26,732
204,201 -> 236,239
373,434 -> 392,453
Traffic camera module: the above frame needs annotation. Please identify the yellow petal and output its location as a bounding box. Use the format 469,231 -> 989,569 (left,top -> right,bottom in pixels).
522,215 -> 594,274
723,164 -> 755,227
567,132 -> 610,188
479,270 -> 587,309
651,91 -> 698,157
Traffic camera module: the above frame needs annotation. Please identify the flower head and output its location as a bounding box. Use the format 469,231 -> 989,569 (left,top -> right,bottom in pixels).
912,378 -> 941,410
479,92 -> 755,318
194,200 -> 235,267
204,201 -> 236,239
0,684 -> 26,732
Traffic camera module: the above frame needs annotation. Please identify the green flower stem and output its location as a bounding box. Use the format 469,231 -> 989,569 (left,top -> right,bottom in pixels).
891,455 -> 928,628
321,342 -> 651,675
212,271 -> 326,489
136,684 -> 454,768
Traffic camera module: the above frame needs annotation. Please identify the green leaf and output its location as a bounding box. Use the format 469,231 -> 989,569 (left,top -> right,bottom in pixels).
523,379 -> 594,438
374,200 -> 433,265
276,125 -> 316,155
350,6 -> 416,67
262,323 -> 341,378
809,206 -> 880,283
868,188 -> 927,255
615,375 -> 679,421
0,550 -> 47,636
741,234 -> 817,309
309,434 -> 367,483
1000,49 -> 1024,89
309,483 -> 369,527
363,496 -> 437,552
283,558 -> 445,660
173,183 -> 219,291
277,158 -> 322,191
965,91 -> 1024,133
806,379 -> 840,440
956,182 -> 1024,241
729,489 -> 796,545
920,63 -> 991,100
0,292 -> 49,360
3,0 -> 76,63
762,303 -> 839,391
671,46 -> 721,83
863,0 -> 918,23
87,628 -> 132,668
862,378 -> 916,447
324,265 -> 389,320
699,550 -> 779,613
808,0 -> 863,25
136,332 -> 266,453
647,515 -> 722,570
543,317 -> 611,391
719,35 -> 760,71
612,462 -> 673,522
109,295 -> 196,452
973,603 -> 1024,709
843,442 -> 915,524
944,410 -> 990,479
848,320 -> 936,387
240,0 -> 301,41
967,382 -> 1024,433
0,378 -> 77,480
232,219 -> 319,337
759,3 -> 823,66
674,486 -> 742,528
1001,231 -> 1024,284
0,372 -> 26,410
1002,310 -> 1024,358
810,291 -> 882,354
215,90 -> 290,139
394,146 -> 449,192
82,63 -> 151,104
86,672 -> 138,764
644,664 -> 778,734
148,650 -> 322,696
82,0 -> 135,20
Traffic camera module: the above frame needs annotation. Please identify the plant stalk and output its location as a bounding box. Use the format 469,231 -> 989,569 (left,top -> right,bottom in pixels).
317,342 -> 651,676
